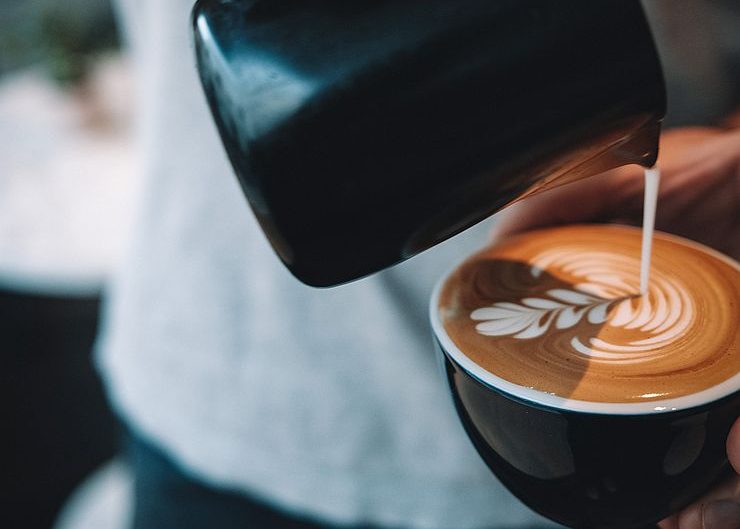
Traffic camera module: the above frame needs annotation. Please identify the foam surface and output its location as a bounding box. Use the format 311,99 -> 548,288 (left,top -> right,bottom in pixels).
437,225 -> 740,406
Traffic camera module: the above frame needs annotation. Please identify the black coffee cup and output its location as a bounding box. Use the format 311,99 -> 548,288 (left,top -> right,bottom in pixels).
192,0 -> 665,286
430,283 -> 740,529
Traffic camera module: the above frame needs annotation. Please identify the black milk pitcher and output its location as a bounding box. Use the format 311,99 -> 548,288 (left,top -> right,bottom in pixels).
192,0 -> 666,286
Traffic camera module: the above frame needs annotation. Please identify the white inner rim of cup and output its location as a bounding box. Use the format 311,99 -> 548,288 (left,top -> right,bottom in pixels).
429,230 -> 740,415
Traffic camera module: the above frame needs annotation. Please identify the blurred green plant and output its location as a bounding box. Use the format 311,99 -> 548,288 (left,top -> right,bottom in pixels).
0,0 -> 120,85
40,0 -> 120,85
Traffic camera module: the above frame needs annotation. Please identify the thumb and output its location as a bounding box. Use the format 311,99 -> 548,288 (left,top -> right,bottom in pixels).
727,418 -> 740,474
662,419 -> 740,529
696,420 -> 740,529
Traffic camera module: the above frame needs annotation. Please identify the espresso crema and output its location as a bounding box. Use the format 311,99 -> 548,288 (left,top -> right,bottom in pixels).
437,225 -> 740,404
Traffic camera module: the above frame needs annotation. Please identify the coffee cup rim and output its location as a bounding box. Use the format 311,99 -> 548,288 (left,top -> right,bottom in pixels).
429,225 -> 740,416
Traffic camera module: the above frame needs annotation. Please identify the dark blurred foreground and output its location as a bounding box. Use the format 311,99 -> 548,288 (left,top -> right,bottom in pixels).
2,1 -> 125,528
2,291 -> 120,529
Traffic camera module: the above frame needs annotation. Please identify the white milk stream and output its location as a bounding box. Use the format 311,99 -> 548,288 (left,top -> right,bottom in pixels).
640,166 -> 661,294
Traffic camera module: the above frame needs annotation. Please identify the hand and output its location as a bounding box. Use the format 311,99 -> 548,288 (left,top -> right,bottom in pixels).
490,127 -> 740,260
658,418 -> 740,529
489,125 -> 740,529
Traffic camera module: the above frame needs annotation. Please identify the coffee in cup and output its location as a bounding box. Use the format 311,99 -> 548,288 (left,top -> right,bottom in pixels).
437,224 -> 739,408
431,224 -> 740,529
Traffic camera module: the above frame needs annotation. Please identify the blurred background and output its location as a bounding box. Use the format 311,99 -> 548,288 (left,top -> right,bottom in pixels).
2,1 -> 137,528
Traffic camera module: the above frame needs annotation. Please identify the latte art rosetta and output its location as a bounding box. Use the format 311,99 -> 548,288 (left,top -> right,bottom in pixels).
438,225 -> 740,403
471,249 -> 693,365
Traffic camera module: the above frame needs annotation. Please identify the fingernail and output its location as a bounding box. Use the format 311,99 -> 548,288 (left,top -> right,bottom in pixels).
703,500 -> 740,529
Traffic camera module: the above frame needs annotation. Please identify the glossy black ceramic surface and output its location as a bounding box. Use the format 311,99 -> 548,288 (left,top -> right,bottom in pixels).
193,0 -> 665,286
438,341 -> 739,529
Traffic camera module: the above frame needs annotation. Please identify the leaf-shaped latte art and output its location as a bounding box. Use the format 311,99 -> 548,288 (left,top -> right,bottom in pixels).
471,288 -> 613,339
470,250 -> 694,363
